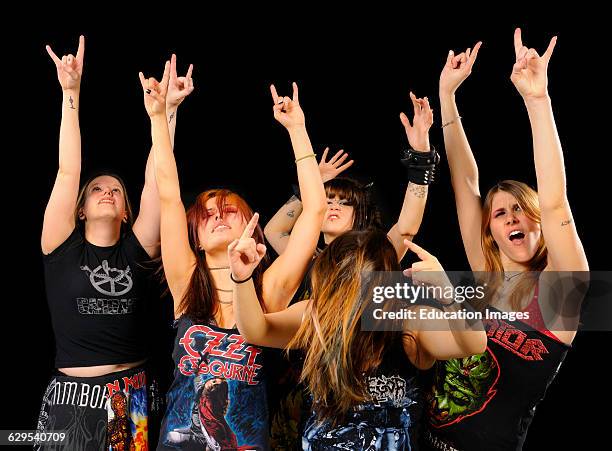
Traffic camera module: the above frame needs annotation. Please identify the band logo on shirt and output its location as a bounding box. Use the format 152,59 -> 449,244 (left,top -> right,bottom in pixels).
177,325 -> 263,385
77,260 -> 135,315
485,318 -> 549,361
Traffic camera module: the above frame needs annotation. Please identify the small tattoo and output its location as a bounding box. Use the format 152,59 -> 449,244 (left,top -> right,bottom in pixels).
408,183 -> 428,198
68,96 -> 75,110
169,111 -> 175,123
284,195 -> 299,205
287,210 -> 295,218
561,219 -> 573,226
280,232 -> 290,237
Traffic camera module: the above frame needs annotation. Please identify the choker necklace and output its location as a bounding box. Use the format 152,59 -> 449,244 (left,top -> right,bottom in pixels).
503,272 -> 522,282
209,266 -> 230,270
217,298 -> 233,305
216,288 -> 233,293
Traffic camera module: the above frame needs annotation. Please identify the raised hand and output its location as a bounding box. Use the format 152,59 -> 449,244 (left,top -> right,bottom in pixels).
228,213 -> 267,282
139,61 -> 171,118
318,147 -> 354,183
511,28 -> 556,100
46,35 -> 85,91
439,41 -> 482,96
270,82 -> 305,130
403,240 -> 453,303
167,54 -> 194,109
400,92 -> 434,151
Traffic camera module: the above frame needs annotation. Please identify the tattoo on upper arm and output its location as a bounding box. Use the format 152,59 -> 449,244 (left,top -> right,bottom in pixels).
169,111 -> 175,124
408,183 -> 428,199
68,96 -> 75,110
284,195 -> 299,205
561,219 -> 573,226
287,210 -> 295,218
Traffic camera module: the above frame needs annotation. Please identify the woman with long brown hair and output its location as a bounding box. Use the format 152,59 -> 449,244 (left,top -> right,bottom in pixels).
36,38 -> 193,450
139,62 -> 327,450
227,223 -> 487,450
423,30 -> 589,450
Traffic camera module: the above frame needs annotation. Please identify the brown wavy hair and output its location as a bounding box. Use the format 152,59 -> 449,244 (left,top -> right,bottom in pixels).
287,228 -> 403,423
480,180 -> 547,310
178,189 -> 269,322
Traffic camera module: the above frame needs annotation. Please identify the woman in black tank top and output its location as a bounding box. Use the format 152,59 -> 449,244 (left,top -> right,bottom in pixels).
423,30 -> 589,450
228,227 -> 488,451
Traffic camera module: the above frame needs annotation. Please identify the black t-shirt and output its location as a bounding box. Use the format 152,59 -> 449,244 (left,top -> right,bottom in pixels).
422,308 -> 570,451
44,227 -> 153,368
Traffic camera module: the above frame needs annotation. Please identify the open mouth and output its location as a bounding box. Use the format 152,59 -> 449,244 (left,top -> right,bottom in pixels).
328,214 -> 340,221
508,230 -> 525,243
99,199 -> 115,205
213,224 -> 230,232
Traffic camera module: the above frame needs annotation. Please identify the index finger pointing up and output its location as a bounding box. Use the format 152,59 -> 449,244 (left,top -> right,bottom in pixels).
270,84 -> 279,104
46,45 -> 62,66
241,212 -> 260,240
543,36 -> 557,62
514,28 -> 523,57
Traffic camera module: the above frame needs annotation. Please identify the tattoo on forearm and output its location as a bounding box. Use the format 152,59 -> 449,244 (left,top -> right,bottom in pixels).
68,96 -> 75,110
408,183 -> 428,198
561,219 -> 573,226
287,210 -> 295,218
284,195 -> 299,205
168,111 -> 175,124
280,232 -> 290,237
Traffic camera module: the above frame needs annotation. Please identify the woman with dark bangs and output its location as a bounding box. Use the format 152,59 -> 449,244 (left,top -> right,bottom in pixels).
36,39 -> 193,450
139,63 -> 327,450
227,227 -> 487,450
264,90 -> 436,263
422,30 -> 589,451
264,92 -> 438,449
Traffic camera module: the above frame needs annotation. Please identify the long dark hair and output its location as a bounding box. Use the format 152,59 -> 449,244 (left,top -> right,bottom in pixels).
324,177 -> 382,231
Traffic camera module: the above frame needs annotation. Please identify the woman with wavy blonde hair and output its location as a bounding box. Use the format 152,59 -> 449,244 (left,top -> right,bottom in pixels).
423,30 -> 589,451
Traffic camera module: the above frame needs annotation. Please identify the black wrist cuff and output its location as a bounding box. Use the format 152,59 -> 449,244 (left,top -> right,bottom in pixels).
400,146 -> 440,185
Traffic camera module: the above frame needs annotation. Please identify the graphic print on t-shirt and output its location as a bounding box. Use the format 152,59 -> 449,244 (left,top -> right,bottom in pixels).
162,322 -> 267,450
80,259 -> 133,296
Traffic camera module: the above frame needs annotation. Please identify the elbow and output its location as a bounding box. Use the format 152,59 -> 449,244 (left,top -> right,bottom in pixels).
397,221 -> 420,239
468,331 -> 488,355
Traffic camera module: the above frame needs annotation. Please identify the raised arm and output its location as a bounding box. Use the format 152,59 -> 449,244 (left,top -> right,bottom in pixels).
41,36 -> 85,254
264,147 -> 353,254
140,61 -> 196,315
388,92 -> 434,260
229,214 -> 307,347
439,42 -> 486,271
133,54 -> 194,258
402,240 -> 487,367
510,29 -> 588,272
261,83 -> 328,312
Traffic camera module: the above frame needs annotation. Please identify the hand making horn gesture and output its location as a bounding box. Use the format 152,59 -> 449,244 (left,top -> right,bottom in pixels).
439,41 -> 482,97
228,213 -> 267,282
166,54 -> 194,109
511,28 -> 557,100
139,60 -> 171,118
400,92 -> 434,152
46,35 -> 85,91
270,82 -> 306,130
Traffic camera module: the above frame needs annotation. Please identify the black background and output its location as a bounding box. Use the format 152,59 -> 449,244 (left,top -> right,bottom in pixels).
2,17 -> 606,449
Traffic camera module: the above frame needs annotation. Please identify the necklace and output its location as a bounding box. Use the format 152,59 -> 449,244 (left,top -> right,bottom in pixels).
209,266 -> 230,270
503,272 -> 522,282
216,288 -> 233,293
217,298 -> 233,305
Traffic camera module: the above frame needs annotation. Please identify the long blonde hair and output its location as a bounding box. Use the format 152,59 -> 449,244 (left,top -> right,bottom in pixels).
287,229 -> 401,423
480,180 -> 547,310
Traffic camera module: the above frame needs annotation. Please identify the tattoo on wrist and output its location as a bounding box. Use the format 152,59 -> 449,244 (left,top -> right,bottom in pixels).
68,96 -> 76,110
561,219 -> 573,226
287,210 -> 295,218
408,183 -> 428,198
284,195 -> 298,205
168,111 -> 175,123
280,232 -> 290,237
